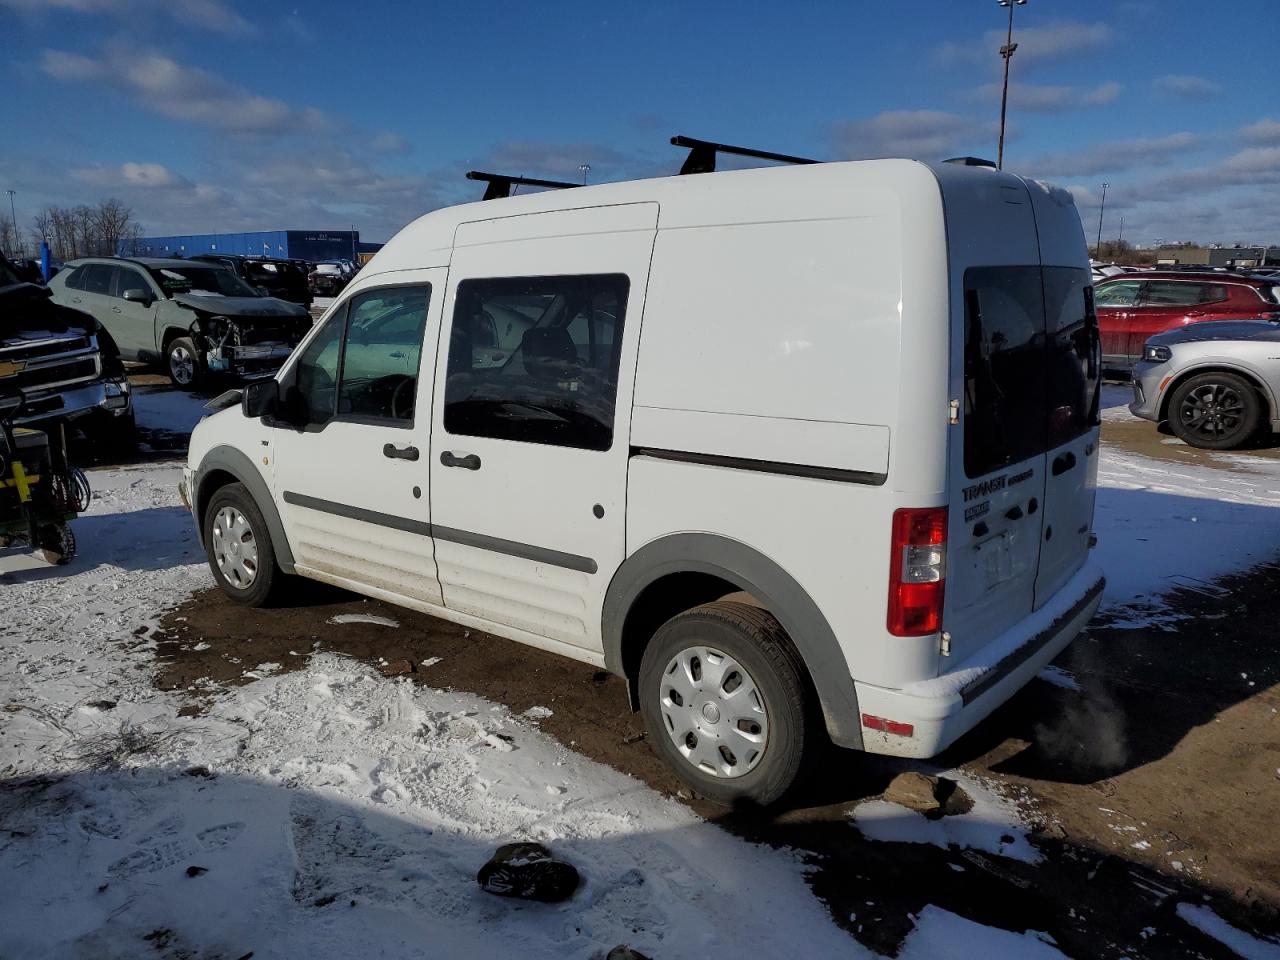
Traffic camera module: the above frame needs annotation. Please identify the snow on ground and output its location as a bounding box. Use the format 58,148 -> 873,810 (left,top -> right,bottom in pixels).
0,466 -> 867,959
896,906 -> 1067,959
849,771 -> 1040,865
1094,445 -> 1280,626
1175,903 -> 1280,960
1099,382 -> 1136,422
328,612 -> 401,628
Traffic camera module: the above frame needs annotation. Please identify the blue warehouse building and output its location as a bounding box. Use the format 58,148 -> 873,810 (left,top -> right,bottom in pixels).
121,230 -> 382,261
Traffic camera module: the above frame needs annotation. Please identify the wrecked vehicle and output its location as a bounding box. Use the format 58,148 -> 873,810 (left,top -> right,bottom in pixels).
190,254 -> 314,310
0,256 -> 134,444
48,257 -> 312,389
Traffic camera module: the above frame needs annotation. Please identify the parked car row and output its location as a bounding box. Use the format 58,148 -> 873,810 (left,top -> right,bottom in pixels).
47,257 -> 313,390
307,259 -> 360,297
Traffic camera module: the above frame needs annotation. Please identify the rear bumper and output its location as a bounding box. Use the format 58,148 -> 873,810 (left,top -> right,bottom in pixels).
854,561 -> 1105,758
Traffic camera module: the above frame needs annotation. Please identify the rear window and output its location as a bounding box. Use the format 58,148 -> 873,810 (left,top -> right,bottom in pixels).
963,266 -> 1100,478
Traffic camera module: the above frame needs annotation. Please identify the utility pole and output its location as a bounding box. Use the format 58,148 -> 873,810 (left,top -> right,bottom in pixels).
5,189 -> 17,257
1096,182 -> 1109,258
1117,216 -> 1125,248
996,0 -> 1027,170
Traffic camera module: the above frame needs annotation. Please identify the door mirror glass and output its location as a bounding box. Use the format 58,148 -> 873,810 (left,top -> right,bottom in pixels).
242,379 -> 278,419
122,288 -> 152,305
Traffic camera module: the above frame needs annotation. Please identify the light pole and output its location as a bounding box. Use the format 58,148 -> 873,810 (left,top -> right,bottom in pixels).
1095,182 -> 1109,258
1117,216 -> 1125,248
996,0 -> 1027,170
5,189 -> 17,257
579,163 -> 591,185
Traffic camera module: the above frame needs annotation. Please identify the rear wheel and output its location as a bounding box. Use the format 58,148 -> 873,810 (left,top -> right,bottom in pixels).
203,482 -> 282,606
1168,371 -> 1262,450
638,601 -> 815,806
167,337 -> 203,391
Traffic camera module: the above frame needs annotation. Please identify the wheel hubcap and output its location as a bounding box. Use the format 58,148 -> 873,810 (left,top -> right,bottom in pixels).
659,646 -> 768,779
1180,383 -> 1245,440
170,346 -> 194,385
211,505 -> 258,589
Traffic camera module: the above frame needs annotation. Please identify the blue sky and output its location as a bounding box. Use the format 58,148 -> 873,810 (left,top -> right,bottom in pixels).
2,0 -> 1278,245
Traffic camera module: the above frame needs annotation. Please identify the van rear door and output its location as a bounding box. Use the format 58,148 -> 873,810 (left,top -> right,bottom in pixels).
944,267 -> 1050,662
1035,268 -> 1101,605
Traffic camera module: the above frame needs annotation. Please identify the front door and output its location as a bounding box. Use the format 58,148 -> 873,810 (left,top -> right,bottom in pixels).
428,203 -> 657,652
1093,277 -> 1141,366
109,265 -> 160,357
272,272 -> 445,605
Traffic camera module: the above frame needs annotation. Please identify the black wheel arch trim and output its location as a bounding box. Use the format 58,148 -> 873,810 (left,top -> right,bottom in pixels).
1159,363 -> 1276,423
193,445 -> 296,574
602,532 -> 863,749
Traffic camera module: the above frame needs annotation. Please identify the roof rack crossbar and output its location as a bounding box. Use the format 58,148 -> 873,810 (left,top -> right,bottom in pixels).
466,170 -> 581,201
670,135 -> 819,175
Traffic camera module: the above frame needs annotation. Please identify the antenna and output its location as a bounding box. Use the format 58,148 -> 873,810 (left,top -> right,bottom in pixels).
670,135 -> 819,175
465,171 -> 581,201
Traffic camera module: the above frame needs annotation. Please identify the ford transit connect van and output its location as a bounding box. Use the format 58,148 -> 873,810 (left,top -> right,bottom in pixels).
183,158 -> 1104,804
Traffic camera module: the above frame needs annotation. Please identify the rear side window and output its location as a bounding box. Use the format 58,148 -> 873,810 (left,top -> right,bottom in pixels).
443,274 -> 629,451
63,265 -> 88,290
963,266 -> 1100,478
1200,284 -> 1227,304
80,264 -> 116,295
1142,281 -> 1202,306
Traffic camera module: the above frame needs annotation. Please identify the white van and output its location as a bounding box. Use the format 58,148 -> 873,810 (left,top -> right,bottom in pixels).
183,158 -> 1104,805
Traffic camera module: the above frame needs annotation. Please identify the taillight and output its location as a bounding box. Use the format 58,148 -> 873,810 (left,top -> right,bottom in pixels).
887,506 -> 947,637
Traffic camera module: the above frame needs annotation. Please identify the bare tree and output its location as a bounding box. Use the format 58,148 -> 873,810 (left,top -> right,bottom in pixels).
94,198 -> 134,256
27,199 -> 145,260
0,213 -> 18,258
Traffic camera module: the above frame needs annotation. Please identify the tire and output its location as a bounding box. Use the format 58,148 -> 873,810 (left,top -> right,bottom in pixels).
166,337 -> 204,391
638,601 -> 816,807
203,482 -> 282,606
38,523 -> 75,565
1168,371 -> 1262,450
94,410 -> 137,455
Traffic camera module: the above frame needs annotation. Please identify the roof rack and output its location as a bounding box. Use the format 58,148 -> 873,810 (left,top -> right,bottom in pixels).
466,170 -> 581,201
671,135 -> 819,175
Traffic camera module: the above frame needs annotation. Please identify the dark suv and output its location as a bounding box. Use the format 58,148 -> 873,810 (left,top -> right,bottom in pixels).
1096,271 -> 1280,368
190,255 -> 312,309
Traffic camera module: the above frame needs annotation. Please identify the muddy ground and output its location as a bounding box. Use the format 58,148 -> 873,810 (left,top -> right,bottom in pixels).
152,559 -> 1280,958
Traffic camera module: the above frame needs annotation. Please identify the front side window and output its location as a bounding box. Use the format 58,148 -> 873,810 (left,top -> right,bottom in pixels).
337,286 -> 431,424
443,274 -> 629,451
112,268 -> 152,299
1094,279 -> 1141,307
287,306 -> 345,425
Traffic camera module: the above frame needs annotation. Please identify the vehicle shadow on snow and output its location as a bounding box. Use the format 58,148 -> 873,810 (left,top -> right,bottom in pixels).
0,765 -> 1269,960
0,506 -> 202,584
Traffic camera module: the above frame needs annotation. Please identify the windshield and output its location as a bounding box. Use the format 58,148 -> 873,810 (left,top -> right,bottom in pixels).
147,266 -> 259,298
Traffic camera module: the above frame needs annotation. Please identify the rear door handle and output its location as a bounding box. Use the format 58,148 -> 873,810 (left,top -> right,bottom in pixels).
1051,452 -> 1077,476
440,450 -> 481,470
111,306 -> 122,313
383,443 -> 419,461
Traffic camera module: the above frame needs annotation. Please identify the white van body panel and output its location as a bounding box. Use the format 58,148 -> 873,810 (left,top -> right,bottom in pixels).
186,157 -> 1102,762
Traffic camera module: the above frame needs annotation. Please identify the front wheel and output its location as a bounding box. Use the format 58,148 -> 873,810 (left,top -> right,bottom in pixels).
1168,371 -> 1262,450
167,337 -> 204,391
203,482 -> 283,606
638,601 -> 816,807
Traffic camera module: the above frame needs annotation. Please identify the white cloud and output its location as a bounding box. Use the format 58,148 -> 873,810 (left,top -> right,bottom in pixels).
1152,74 -> 1224,101
73,162 -> 192,189
0,0 -> 251,33
939,21 -> 1113,70
370,132 -> 409,154
1240,118 -> 1280,145
1025,132 -> 1200,178
830,110 -> 996,161
971,81 -> 1121,113
40,47 -> 332,135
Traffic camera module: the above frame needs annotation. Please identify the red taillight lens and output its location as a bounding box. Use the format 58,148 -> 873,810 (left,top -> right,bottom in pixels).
887,506 -> 947,637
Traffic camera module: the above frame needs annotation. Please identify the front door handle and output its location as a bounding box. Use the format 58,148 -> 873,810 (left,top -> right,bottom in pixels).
111,306 -> 122,313
383,443 -> 419,461
1051,451 -> 1077,476
440,450 -> 481,470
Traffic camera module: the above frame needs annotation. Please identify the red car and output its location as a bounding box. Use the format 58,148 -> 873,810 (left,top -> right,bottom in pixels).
1096,271 -> 1280,368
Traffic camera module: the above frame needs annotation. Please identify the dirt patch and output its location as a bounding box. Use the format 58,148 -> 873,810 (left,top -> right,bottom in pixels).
154,562 -> 1280,958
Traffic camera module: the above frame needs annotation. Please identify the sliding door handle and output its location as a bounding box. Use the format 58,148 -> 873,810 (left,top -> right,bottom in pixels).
383,443 -> 419,461
440,451 -> 481,470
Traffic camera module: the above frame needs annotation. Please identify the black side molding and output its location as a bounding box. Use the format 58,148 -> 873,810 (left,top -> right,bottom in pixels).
632,447 -> 887,486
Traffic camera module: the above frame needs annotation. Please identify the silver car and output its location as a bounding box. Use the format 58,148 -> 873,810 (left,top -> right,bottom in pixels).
1130,319 -> 1280,449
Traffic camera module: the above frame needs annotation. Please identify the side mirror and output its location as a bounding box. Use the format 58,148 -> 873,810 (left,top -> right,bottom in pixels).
122,288 -> 152,305
242,379 -> 279,419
